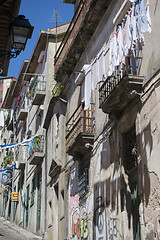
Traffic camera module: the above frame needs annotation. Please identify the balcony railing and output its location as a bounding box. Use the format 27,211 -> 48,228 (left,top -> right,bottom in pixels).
16,94 -> 29,121
66,103 -> 95,156
99,55 -> 143,117
28,75 -> 46,105
28,135 -> 44,165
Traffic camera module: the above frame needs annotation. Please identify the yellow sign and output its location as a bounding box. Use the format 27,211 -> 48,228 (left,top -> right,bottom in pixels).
11,192 -> 18,201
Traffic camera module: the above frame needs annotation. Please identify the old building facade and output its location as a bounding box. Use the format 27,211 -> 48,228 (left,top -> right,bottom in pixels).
1,0 -> 160,240
0,23 -> 69,238
54,0 -> 160,239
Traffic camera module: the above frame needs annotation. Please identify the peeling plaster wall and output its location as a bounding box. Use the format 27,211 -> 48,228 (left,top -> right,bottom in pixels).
59,0 -> 160,239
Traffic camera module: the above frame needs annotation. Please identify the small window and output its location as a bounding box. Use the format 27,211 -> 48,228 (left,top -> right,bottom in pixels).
0,91 -> 3,103
54,184 -> 59,200
60,190 -> 65,220
0,80 -> 3,86
123,126 -> 137,173
31,177 -> 35,205
78,162 -> 89,198
36,111 -> 43,133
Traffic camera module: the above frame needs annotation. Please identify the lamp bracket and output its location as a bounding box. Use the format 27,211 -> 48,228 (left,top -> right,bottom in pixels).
0,49 -> 21,59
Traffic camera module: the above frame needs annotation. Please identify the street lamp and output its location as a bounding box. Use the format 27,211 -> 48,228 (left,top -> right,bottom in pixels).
0,15 -> 34,59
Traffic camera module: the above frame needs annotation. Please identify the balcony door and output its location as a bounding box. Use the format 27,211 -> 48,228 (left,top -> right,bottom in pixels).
36,170 -> 42,231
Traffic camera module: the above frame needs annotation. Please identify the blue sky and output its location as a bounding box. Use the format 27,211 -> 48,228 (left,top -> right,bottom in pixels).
7,0 -> 74,78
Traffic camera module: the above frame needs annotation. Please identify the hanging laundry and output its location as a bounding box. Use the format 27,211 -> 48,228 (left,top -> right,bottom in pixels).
115,30 -> 120,66
10,109 -> 13,123
84,65 -> 92,110
107,0 -> 151,77
97,48 -> 104,82
135,1 -> 141,41
17,92 -> 21,107
3,110 -> 8,122
123,15 -> 128,56
146,0 -> 151,33
140,0 -> 148,33
127,13 -> 133,54
0,110 -> 4,129
108,37 -> 114,76
121,21 -> 126,62
131,3 -> 137,42
118,26 -> 125,64
91,56 -> 98,90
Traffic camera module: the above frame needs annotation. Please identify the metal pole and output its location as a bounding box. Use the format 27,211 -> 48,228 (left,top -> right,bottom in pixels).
55,8 -> 58,53
10,150 -> 15,222
10,117 -> 16,223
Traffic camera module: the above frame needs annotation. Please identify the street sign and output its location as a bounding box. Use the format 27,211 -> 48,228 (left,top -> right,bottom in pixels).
11,192 -> 18,201
1,173 -> 8,185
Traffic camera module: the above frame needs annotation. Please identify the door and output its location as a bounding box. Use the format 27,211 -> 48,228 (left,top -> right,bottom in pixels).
26,185 -> 29,227
36,171 -> 42,231
23,193 -> 25,229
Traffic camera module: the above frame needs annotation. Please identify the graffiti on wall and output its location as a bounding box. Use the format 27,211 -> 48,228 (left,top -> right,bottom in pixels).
72,206 -> 89,240
93,197 -> 118,240
108,218 -> 117,240
69,162 -> 89,239
69,193 -> 80,216
154,214 -> 160,239
94,196 -> 107,240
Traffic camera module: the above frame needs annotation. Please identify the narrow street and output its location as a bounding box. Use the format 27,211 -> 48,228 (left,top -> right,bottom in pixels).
0,217 -> 42,240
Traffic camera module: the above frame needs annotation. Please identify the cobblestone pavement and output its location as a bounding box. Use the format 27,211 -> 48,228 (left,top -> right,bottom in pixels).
0,217 -> 42,240
0,219 -> 27,240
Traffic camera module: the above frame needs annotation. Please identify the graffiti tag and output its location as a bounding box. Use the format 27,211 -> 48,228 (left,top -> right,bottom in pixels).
72,207 -> 89,240
108,218 -> 117,240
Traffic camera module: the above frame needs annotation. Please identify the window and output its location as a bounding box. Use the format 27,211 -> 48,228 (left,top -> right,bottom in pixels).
26,185 -> 30,227
121,126 -> 140,239
36,171 -> 42,231
0,91 -> 3,103
31,177 -> 35,205
54,184 -> 59,200
36,110 -> 43,133
78,162 -> 89,198
48,201 -> 52,228
0,80 -> 3,86
123,125 -> 137,173
60,190 -> 64,219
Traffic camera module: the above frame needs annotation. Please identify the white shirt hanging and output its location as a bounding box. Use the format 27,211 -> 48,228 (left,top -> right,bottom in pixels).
84,65 -> 92,110
0,110 -> 4,129
91,56 -> 98,91
146,0 -> 151,33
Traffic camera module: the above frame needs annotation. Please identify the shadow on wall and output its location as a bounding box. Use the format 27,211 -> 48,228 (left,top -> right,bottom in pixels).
137,122 -> 152,207
93,120 -> 153,239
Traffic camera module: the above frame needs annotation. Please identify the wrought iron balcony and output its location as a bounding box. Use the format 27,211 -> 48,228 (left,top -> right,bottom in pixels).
28,75 -> 46,105
28,135 -> 44,165
66,103 -> 95,157
16,94 -> 29,122
99,56 -> 143,119
16,145 -> 28,169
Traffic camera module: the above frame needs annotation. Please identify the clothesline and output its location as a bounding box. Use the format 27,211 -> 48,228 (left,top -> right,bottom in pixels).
0,134 -> 40,150
108,0 -> 151,77
0,164 -> 16,172
82,0 -> 151,110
